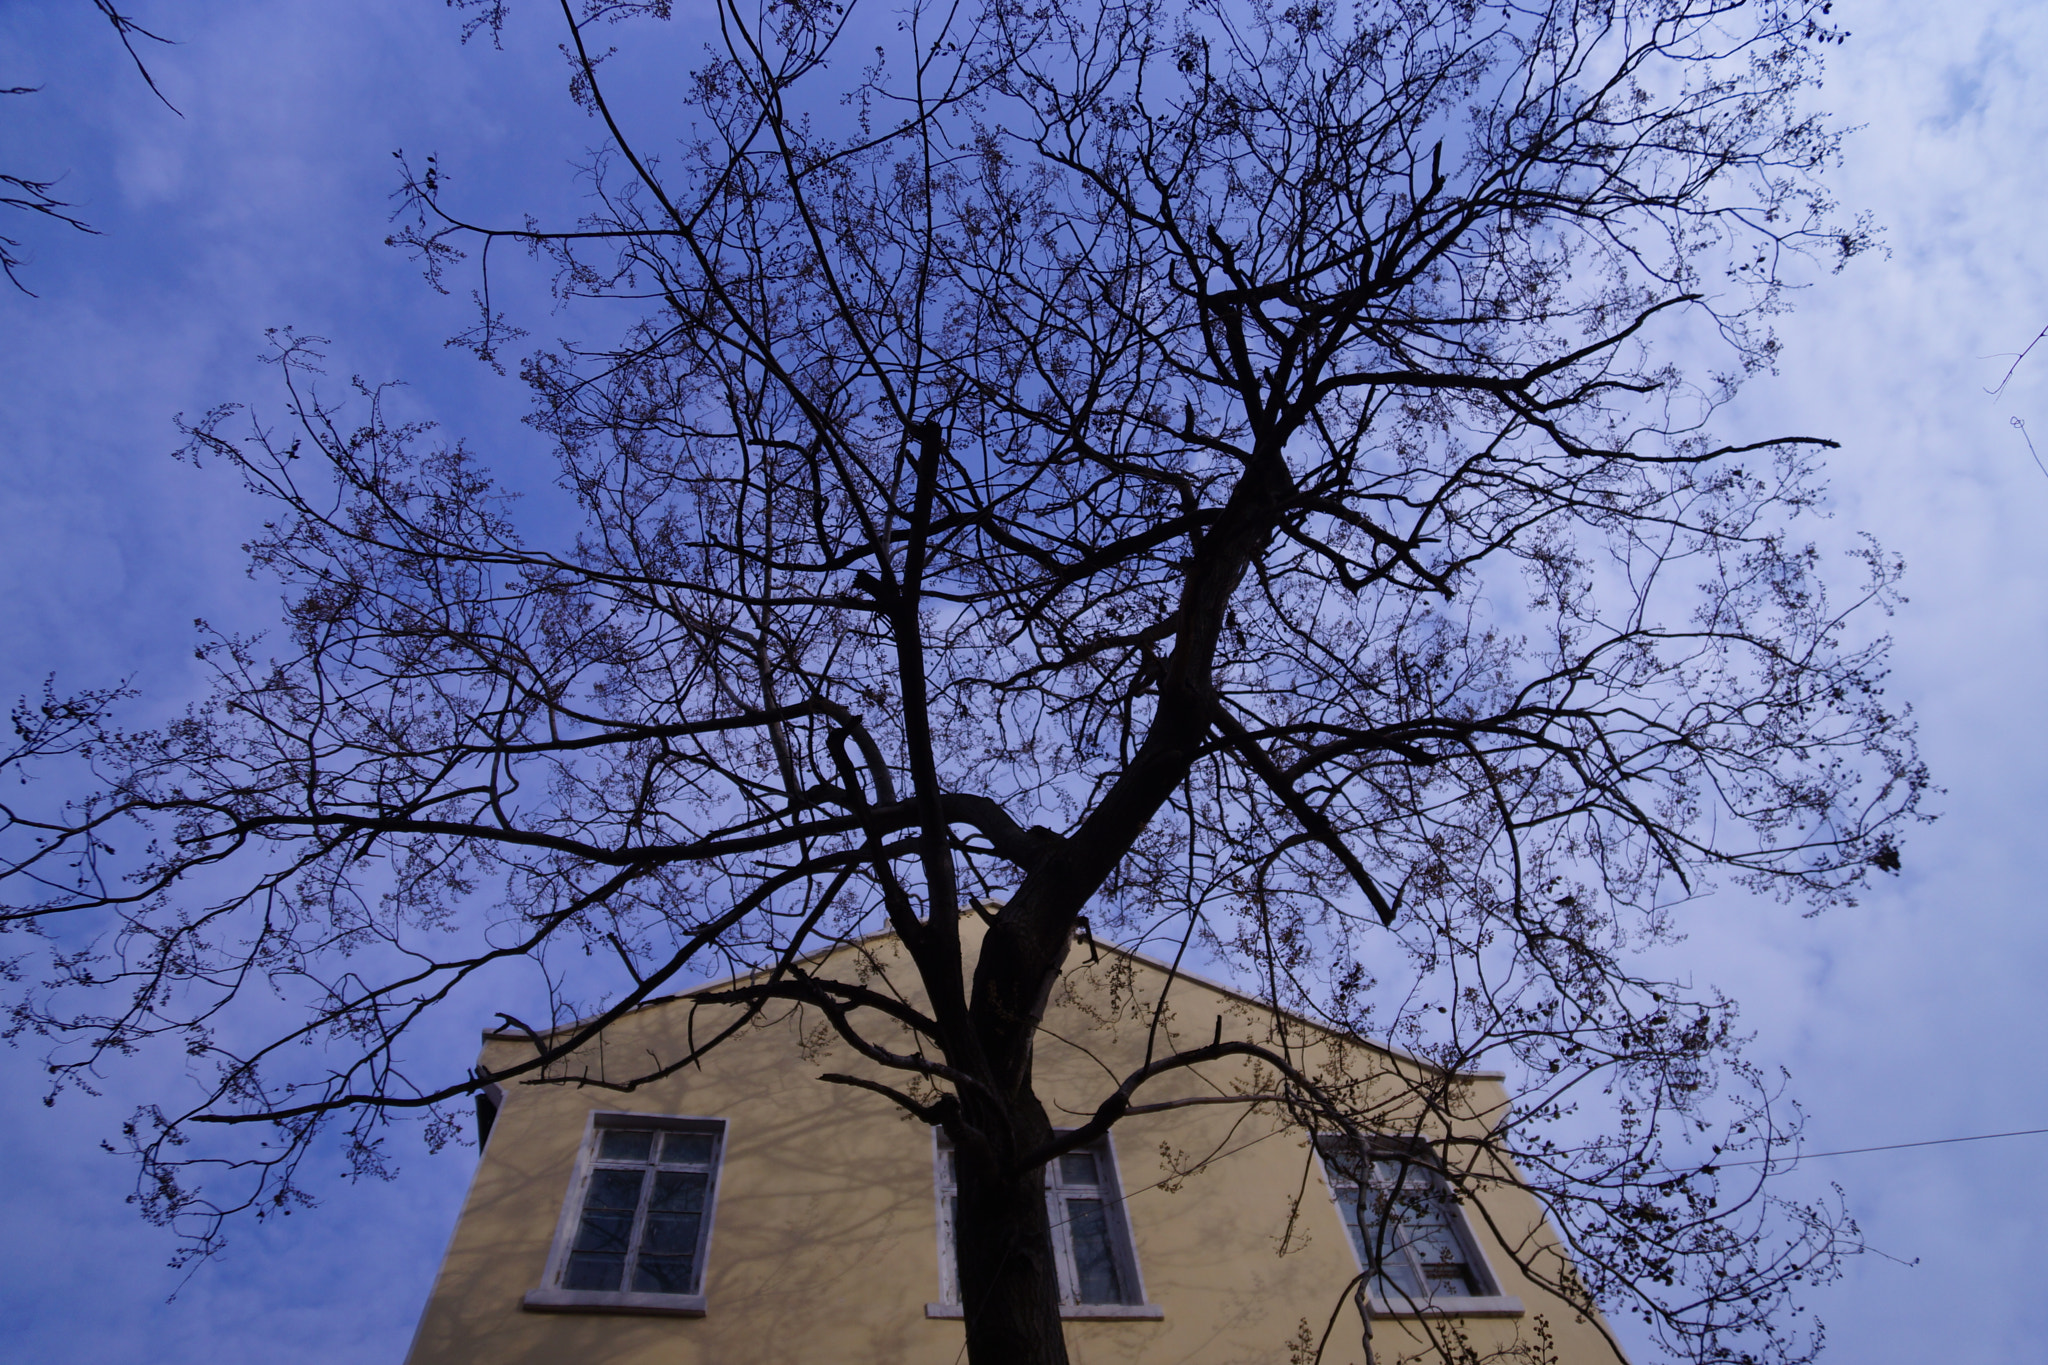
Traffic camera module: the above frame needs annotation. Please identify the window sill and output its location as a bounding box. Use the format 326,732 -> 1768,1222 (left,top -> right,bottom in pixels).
523,1287 -> 707,1317
925,1302 -> 1163,1321
1368,1294 -> 1524,1319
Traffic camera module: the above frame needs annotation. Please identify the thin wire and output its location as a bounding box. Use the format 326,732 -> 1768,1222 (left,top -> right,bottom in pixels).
1702,1124 -> 2048,1170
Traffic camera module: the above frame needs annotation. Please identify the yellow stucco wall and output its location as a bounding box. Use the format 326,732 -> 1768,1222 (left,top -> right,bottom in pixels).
404,932 -> 1617,1365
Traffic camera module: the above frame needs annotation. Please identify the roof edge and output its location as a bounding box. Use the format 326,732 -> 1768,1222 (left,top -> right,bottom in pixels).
480,922 -> 1506,1085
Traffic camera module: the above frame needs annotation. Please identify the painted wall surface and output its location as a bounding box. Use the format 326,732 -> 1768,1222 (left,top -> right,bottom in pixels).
404,934 -> 1615,1365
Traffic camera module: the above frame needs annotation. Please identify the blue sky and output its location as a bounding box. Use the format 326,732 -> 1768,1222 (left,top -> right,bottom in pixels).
2,2 -> 2045,1361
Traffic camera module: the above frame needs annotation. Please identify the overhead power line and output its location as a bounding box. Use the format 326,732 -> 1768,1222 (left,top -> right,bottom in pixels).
1708,1125 -> 2048,1169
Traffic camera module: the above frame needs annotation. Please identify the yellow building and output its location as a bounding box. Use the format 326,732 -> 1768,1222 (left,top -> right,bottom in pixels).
405,927 -> 1618,1365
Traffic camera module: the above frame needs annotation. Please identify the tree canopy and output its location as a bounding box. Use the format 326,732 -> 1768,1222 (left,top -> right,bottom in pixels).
3,2 -> 1926,1362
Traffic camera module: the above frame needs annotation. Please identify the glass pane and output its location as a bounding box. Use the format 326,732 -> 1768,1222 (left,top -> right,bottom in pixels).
649,1170 -> 707,1214
1323,1143 -> 1369,1185
583,1167 -> 647,1211
633,1253 -> 697,1294
563,1250 -> 626,1291
1065,1198 -> 1126,1304
1376,1255 -> 1426,1301
1409,1218 -> 1463,1258
641,1209 -> 703,1255
571,1208 -> 635,1255
1337,1199 -> 1369,1264
940,1149 -> 956,1187
1059,1152 -> 1100,1188
1423,1259 -> 1477,1297
660,1131 -> 715,1167
598,1129 -> 656,1163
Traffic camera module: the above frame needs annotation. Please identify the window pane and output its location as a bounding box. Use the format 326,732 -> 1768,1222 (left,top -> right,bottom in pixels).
1423,1259 -> 1477,1296
1391,1194 -> 1452,1241
633,1253 -> 697,1294
1324,1144 -> 1369,1186
583,1167 -> 647,1211
640,1207 -> 704,1254
1065,1198 -> 1126,1304
1336,1196 -> 1368,1264
635,1219 -> 702,1292
1406,1216 -> 1474,1291
1058,1153 -> 1099,1188
649,1169 -> 708,1215
1376,1261 -> 1427,1300
563,1251 -> 627,1291
660,1131 -> 714,1167
571,1208 -> 636,1256
598,1129 -> 656,1163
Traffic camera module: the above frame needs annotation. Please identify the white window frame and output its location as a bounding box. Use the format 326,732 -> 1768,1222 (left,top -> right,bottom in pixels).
1315,1134 -> 1524,1319
523,1111 -> 729,1317
927,1129 -> 1162,1321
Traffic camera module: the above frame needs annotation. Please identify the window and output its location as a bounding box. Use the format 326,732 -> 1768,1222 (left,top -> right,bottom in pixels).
1318,1137 -> 1514,1313
524,1113 -> 727,1316
930,1131 -> 1158,1319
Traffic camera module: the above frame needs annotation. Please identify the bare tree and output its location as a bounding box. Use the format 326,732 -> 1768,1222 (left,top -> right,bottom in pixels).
3,2 -> 1925,1362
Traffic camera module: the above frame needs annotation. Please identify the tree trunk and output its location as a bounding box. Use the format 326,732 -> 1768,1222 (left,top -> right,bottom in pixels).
954,1109 -> 1070,1365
